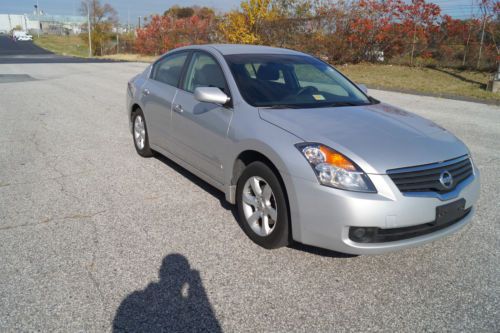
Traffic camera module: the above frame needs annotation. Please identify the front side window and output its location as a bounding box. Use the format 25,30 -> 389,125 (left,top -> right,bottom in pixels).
183,52 -> 228,94
152,52 -> 188,87
225,54 -> 372,108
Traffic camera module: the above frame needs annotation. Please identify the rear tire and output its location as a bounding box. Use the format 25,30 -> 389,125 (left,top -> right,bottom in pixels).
236,161 -> 290,249
132,108 -> 153,157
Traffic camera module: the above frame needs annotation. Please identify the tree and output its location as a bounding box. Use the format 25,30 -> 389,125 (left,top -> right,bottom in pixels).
134,9 -> 213,55
218,0 -> 279,44
165,6 -> 194,18
394,0 -> 441,65
345,0 -> 402,62
164,6 -> 215,20
477,0 -> 500,68
80,0 -> 118,56
438,15 -> 481,67
127,0 -> 500,69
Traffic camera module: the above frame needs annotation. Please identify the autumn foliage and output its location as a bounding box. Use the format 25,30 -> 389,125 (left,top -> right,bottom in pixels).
134,0 -> 500,69
135,7 -> 213,55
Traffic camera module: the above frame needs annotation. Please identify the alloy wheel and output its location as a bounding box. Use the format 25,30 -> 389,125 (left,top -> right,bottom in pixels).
134,115 -> 146,150
241,176 -> 278,237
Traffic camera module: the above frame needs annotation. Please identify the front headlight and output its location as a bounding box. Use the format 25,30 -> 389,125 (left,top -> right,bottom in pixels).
296,143 -> 376,193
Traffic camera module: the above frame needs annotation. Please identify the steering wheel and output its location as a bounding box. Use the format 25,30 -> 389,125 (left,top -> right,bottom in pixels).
297,86 -> 319,96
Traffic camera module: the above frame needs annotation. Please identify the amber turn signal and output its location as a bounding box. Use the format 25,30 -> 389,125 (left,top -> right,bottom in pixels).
319,146 -> 356,171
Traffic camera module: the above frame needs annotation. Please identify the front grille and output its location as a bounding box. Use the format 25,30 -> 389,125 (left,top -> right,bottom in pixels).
387,155 -> 473,194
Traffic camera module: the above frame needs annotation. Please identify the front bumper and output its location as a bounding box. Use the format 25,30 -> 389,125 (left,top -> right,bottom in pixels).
284,166 -> 480,255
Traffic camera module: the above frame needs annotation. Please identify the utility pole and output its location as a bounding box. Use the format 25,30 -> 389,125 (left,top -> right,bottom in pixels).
87,1 -> 92,57
462,0 -> 474,66
36,0 -> 40,38
477,11 -> 487,69
127,7 -> 130,32
138,16 -> 141,29
476,0 -> 491,70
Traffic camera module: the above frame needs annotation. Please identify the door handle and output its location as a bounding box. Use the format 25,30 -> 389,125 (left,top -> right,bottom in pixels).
143,88 -> 150,95
173,104 -> 184,113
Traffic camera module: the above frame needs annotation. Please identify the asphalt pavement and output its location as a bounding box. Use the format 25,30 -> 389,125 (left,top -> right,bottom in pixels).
0,43 -> 499,332
0,35 -> 117,64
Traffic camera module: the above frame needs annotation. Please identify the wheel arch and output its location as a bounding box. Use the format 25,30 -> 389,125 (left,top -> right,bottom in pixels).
231,150 -> 282,187
130,103 -> 141,120
231,149 -> 293,244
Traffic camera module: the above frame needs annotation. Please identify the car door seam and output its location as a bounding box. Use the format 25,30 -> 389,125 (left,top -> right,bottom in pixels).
170,89 -> 179,124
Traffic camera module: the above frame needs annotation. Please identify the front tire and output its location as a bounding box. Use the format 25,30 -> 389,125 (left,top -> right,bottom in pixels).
236,161 -> 290,249
132,108 -> 153,157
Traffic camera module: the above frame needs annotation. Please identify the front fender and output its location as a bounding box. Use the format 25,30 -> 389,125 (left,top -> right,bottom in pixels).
223,119 -> 318,243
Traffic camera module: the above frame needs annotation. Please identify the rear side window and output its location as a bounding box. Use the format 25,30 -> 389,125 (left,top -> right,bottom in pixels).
183,52 -> 228,94
152,52 -> 188,87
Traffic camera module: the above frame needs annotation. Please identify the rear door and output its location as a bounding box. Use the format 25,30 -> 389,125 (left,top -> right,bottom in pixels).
140,51 -> 189,150
169,51 -> 233,183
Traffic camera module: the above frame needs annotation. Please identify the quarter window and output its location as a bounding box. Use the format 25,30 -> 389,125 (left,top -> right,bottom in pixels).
152,52 -> 188,87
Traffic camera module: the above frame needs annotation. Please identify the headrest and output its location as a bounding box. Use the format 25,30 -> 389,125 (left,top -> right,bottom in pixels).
194,64 -> 225,88
256,64 -> 280,81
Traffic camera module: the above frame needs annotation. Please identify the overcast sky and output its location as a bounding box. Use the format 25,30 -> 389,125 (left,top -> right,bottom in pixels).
0,0 -> 481,24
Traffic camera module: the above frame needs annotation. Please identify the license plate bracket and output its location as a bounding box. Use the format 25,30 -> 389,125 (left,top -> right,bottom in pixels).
435,199 -> 466,225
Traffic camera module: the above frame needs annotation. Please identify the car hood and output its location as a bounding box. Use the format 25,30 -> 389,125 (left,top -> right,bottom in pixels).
258,103 -> 468,174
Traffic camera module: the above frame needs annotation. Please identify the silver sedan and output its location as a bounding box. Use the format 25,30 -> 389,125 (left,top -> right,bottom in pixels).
126,44 -> 480,255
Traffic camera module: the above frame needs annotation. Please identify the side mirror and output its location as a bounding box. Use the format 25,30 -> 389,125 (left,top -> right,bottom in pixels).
194,87 -> 230,105
357,84 -> 368,94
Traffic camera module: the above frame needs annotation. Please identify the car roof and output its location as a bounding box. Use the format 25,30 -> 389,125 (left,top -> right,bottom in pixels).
177,44 -> 306,56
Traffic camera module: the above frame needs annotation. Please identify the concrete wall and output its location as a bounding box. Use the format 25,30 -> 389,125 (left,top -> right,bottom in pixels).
0,14 -> 30,32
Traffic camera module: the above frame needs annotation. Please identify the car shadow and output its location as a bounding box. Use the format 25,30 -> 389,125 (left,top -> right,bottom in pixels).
429,67 -> 487,89
113,253 -> 222,333
153,153 -> 237,219
153,153 -> 356,259
288,243 -> 358,258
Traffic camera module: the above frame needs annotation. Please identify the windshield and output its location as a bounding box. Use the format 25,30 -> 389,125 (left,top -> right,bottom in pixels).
224,54 -> 372,108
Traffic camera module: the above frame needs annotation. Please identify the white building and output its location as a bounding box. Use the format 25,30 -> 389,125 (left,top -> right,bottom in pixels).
0,13 -> 86,34
0,14 -> 37,32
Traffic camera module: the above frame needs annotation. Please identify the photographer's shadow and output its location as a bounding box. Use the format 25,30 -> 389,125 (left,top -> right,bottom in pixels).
113,253 -> 222,333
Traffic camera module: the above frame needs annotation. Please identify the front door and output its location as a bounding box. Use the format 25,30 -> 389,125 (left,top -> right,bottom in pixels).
169,51 -> 233,183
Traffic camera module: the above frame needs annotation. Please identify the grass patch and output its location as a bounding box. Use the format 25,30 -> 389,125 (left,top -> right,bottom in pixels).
33,35 -> 156,62
34,35 -> 89,58
96,53 -> 158,63
340,63 -> 499,102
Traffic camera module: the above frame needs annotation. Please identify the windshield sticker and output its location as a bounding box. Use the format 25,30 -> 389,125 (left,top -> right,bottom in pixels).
312,94 -> 326,101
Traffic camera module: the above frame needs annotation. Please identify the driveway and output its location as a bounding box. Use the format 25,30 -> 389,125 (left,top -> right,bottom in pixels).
0,59 -> 498,332
0,36 -> 117,64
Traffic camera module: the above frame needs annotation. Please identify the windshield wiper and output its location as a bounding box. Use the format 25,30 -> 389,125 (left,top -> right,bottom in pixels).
262,101 -> 372,109
324,101 -> 361,107
262,104 -> 302,109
